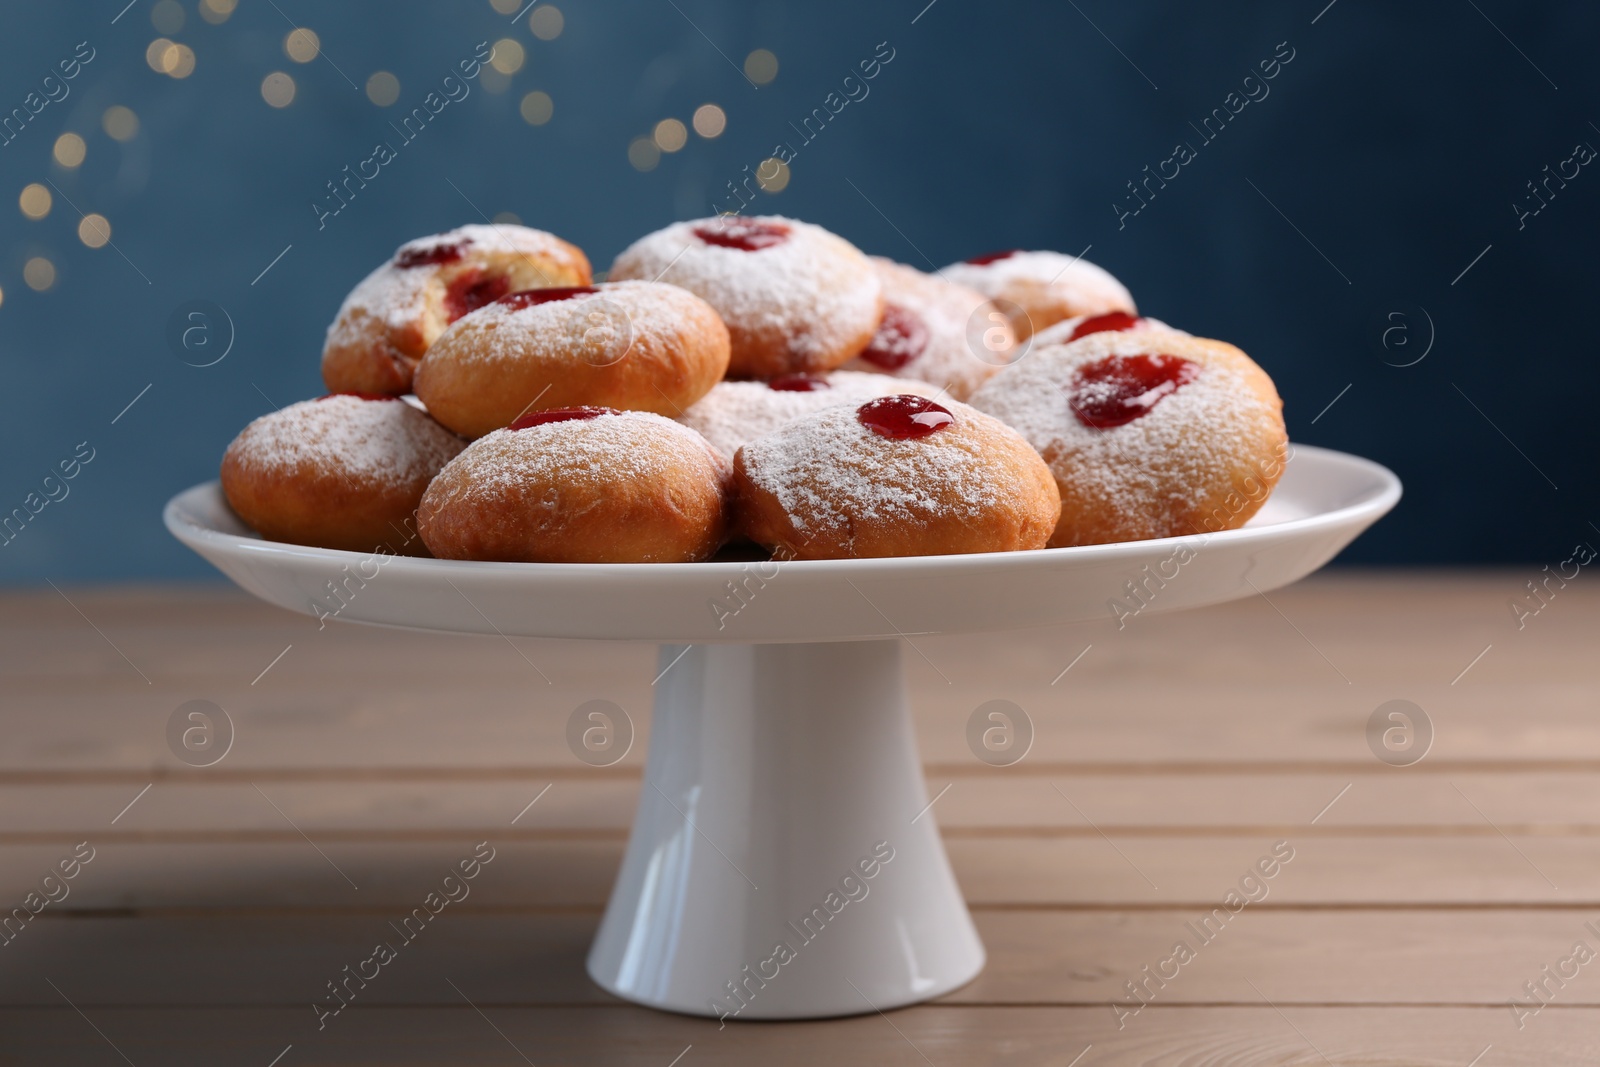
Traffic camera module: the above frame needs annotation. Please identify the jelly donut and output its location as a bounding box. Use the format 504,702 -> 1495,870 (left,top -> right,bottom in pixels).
841,258 -> 1014,400
321,224 -> 592,396
413,280 -> 730,439
221,394 -> 464,554
609,215 -> 882,379
733,394 -> 1060,560
1029,310 -> 1183,349
968,332 -> 1288,547
680,369 -> 939,460
417,408 -> 729,563
940,250 -> 1134,339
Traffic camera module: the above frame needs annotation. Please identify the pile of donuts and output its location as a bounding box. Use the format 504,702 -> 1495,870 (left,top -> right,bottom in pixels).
220,217 -> 1288,563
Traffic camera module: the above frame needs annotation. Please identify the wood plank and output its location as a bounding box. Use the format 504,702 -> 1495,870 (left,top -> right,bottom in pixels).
3,573 -> 1596,773
4,833 -> 1600,910
6,772 -> 1600,836
0,1006 -> 1573,1066
5,577 -> 1597,1061
11,674 -> 1600,771
4,909 -> 1599,1009
10,572 -> 1589,684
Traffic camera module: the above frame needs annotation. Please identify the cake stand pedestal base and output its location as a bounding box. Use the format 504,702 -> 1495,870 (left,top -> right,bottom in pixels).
585,640 -> 985,1019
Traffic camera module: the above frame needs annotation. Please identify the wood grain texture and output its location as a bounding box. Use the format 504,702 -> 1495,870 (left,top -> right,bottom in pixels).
3,909 -> 1597,1008
0,1006 -> 1589,1066
1,575 -> 1596,1062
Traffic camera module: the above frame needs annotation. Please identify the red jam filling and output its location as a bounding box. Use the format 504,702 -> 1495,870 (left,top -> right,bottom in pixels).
509,406 -> 617,430
319,392 -> 401,402
1068,311 -> 1142,340
768,374 -> 830,392
964,249 -> 1020,266
693,218 -> 791,251
859,305 -> 929,371
856,395 -> 954,439
495,286 -> 599,312
1070,354 -> 1198,429
395,238 -> 470,269
444,270 -> 514,322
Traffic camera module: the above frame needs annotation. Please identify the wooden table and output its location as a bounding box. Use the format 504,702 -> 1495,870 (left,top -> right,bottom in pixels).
2,573 -> 1596,1064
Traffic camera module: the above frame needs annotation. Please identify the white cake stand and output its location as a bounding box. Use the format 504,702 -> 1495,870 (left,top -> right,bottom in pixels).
165,443 -> 1398,1020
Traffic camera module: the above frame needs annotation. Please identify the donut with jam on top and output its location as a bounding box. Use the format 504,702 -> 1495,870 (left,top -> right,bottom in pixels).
731,395 -> 1059,560
413,280 -> 730,439
417,408 -> 729,563
609,215 -> 883,379
842,257 -> 1015,400
321,224 -> 592,396
968,331 -> 1288,547
1028,309 -> 1186,350
939,249 -> 1135,340
678,369 -> 939,461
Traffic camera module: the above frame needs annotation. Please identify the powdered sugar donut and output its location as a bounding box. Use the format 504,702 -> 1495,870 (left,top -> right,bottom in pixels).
968,332 -> 1288,547
733,395 -> 1060,560
1029,310 -> 1184,349
680,370 -> 939,460
840,258 -> 1014,400
418,408 -> 729,563
609,216 -> 882,378
940,250 -> 1134,340
221,394 -> 465,554
413,281 -> 730,439
322,224 -> 592,396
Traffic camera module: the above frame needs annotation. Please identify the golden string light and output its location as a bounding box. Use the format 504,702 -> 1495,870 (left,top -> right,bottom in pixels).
366,72 -> 400,106
19,184 -> 52,220
692,104 -> 726,138
285,28 -> 321,64
78,214 -> 112,249
529,5 -> 564,40
23,257 -> 56,292
199,0 -> 236,23
654,118 -> 688,153
744,49 -> 778,85
261,72 -> 296,108
53,133 -> 86,168
102,106 -> 139,141
628,137 -> 661,172
520,91 -> 553,126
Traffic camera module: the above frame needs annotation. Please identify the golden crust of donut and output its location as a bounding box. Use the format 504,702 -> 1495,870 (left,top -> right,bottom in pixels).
608,216 -> 883,379
221,396 -> 465,554
968,333 -> 1288,547
321,225 -> 592,396
732,398 -> 1060,560
941,251 -> 1135,340
417,411 -> 730,563
413,281 -> 731,439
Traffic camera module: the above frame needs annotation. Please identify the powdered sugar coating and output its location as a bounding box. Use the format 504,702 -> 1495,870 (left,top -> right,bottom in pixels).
841,258 -> 1012,400
419,410 -> 730,562
226,395 -> 464,490
325,224 -> 590,350
968,331 -> 1287,545
428,410 -> 727,507
1029,314 -> 1184,349
609,215 -> 882,376
737,398 -> 1050,545
413,279 -> 730,437
432,280 -> 697,370
681,370 -> 938,459
939,251 -> 1135,338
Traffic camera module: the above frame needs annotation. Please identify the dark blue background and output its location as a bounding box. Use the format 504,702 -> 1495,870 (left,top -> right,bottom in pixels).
1,1 -> 1593,582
